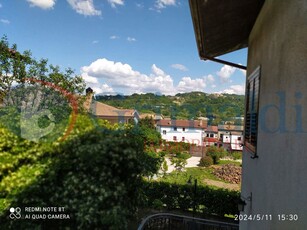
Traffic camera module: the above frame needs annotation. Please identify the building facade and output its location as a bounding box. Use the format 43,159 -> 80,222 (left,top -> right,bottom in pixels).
218,125 -> 244,151
156,119 -> 207,146
204,126 -> 219,146
84,91 -> 139,124
190,0 -> 307,228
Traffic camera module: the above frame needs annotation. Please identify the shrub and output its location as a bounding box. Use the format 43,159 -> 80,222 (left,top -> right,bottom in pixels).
170,157 -> 187,172
152,199 -> 164,209
162,141 -> 193,155
176,152 -> 191,160
141,181 -> 240,217
161,160 -> 168,176
206,146 -> 227,164
232,152 -> 242,160
199,156 -> 213,167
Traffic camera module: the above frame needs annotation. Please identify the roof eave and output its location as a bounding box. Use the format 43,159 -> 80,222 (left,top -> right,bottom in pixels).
189,0 -> 265,59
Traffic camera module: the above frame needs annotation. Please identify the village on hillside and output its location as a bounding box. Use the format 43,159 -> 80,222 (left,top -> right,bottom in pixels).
86,87 -> 244,155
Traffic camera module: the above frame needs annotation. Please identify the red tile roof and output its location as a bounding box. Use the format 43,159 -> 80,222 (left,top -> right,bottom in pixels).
84,95 -> 136,117
204,137 -> 219,143
206,126 -> 218,133
157,119 -> 207,129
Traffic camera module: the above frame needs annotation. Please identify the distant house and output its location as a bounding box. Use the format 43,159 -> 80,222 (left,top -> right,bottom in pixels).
156,119 -> 207,146
90,101 -> 139,124
218,125 -> 243,151
204,126 -> 219,146
84,89 -> 139,124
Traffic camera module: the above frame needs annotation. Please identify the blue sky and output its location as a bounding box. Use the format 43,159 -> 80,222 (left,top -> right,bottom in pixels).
0,0 -> 247,95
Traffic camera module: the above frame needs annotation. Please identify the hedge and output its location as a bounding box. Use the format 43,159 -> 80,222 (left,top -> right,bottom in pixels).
141,181 -> 240,217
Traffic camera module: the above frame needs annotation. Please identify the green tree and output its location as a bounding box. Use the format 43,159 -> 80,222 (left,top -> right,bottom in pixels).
176,108 -> 190,119
161,160 -> 168,177
0,36 -> 86,102
206,146 -> 227,164
0,36 -> 86,142
170,156 -> 187,172
139,116 -> 161,147
0,35 -> 32,102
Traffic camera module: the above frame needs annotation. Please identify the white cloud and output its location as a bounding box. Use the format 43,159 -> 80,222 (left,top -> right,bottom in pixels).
155,0 -> 176,9
217,65 -> 236,83
177,77 -> 206,93
67,0 -> 101,16
177,74 -> 215,93
136,3 -> 143,8
82,73 -> 99,84
92,40 -> 99,44
82,73 -> 114,95
151,64 -> 165,76
91,84 -> 114,95
127,37 -> 136,42
81,58 -> 176,95
171,64 -> 188,71
26,0 -> 56,9
0,19 -> 10,24
220,85 -> 245,95
107,0 -> 124,8
110,35 -> 119,40
81,58 -> 244,96
206,74 -> 215,83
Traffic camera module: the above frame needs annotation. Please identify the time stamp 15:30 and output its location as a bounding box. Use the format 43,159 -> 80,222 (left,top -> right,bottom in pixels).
234,214 -> 299,221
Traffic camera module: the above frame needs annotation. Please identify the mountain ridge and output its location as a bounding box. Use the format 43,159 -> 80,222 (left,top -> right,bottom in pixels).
95,92 -> 245,125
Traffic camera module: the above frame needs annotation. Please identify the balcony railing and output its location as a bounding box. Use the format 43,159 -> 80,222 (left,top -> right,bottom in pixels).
138,213 -> 239,230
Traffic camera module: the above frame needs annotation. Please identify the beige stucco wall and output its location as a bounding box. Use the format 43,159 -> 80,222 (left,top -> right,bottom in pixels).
241,0 -> 307,229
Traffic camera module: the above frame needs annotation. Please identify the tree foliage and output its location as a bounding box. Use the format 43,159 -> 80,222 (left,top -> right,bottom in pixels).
0,115 -> 163,229
96,92 -> 245,123
0,36 -> 86,143
0,35 -> 85,103
137,116 -> 164,177
206,146 -> 227,164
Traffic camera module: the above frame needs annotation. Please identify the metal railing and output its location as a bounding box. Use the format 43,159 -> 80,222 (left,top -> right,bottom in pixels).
138,213 -> 239,230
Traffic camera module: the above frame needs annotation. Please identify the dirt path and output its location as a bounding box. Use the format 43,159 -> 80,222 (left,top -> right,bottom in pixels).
202,179 -> 240,191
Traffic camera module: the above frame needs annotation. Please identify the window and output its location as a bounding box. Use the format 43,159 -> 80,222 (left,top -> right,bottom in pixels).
182,137 -> 185,141
244,66 -> 261,154
182,127 -> 185,131
173,136 -> 177,141
237,136 -> 242,141
173,127 -> 177,131
162,130 -> 166,135
210,133 -> 214,138
206,134 -> 209,137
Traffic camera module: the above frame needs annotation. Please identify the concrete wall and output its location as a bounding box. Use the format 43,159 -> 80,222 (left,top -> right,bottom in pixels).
241,0 -> 307,229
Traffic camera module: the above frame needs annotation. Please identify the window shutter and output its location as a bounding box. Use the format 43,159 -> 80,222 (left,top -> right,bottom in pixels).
244,66 -> 261,154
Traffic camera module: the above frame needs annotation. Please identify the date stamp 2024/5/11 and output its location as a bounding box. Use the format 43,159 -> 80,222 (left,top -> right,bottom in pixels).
235,214 -> 299,221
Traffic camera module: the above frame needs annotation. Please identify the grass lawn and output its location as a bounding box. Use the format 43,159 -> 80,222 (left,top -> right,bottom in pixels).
158,167 -> 227,187
218,160 -> 242,167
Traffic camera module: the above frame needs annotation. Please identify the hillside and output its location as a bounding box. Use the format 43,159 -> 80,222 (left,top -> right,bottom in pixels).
95,92 -> 245,125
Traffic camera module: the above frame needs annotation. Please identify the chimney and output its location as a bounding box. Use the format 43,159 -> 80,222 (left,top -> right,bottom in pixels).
86,87 -> 94,95
84,87 -> 94,111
